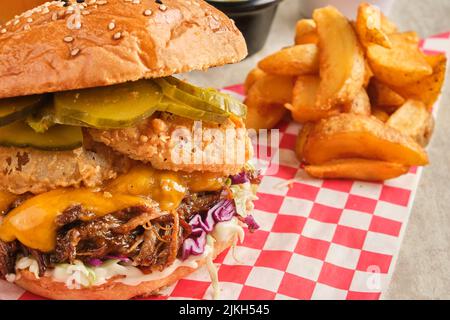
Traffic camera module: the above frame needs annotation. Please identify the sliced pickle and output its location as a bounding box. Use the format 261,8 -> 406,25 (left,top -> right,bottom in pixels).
54,80 -> 163,129
155,78 -> 228,115
0,95 -> 47,127
159,97 -> 229,123
164,76 -> 247,118
0,121 -> 83,151
29,78 -> 244,131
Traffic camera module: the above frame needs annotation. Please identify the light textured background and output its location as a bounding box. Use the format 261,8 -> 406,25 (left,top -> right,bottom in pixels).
187,0 -> 450,300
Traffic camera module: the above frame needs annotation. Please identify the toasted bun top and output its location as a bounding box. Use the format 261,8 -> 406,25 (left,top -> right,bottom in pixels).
0,0 -> 247,99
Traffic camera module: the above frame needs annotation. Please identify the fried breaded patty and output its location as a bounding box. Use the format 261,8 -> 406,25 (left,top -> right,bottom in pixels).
89,114 -> 252,175
0,141 -> 131,195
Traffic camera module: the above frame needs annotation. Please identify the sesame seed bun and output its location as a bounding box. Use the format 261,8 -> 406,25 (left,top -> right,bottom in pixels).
14,234 -> 234,300
0,0 -> 247,99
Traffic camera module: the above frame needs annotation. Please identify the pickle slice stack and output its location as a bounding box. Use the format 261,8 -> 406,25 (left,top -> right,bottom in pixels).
0,77 -> 247,151
163,76 -> 247,118
51,77 -> 246,128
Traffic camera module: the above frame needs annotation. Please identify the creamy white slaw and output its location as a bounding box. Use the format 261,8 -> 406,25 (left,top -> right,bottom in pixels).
14,218 -> 245,293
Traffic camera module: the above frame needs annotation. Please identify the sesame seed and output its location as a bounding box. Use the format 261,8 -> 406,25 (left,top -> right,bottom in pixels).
97,0 -> 107,5
27,18 -> 33,23
132,0 -> 140,4
88,0 -> 96,4
71,48 -> 80,56
6,21 -> 11,26
42,7 -> 50,14
64,36 -> 74,43
13,20 -> 20,26
108,21 -> 115,30
81,10 -> 90,15
159,4 -> 167,11
113,32 -> 122,40
140,135 -> 149,143
1,29 -> 6,34
52,12 -> 58,21
143,9 -> 152,16
24,24 -> 31,31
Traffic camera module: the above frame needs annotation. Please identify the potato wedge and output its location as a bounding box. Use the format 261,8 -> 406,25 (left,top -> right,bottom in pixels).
368,79 -> 405,110
367,33 -> 433,86
286,76 -> 339,123
244,68 -> 266,94
249,74 -> 294,105
295,123 -> 315,161
244,74 -> 293,130
391,53 -> 447,110
295,19 -> 318,45
343,89 -> 371,116
371,107 -> 390,122
305,159 -> 410,181
356,3 -> 392,48
399,31 -> 420,45
313,6 -> 365,109
258,45 -> 319,76
387,100 -> 434,146
244,82 -> 288,131
303,114 -> 429,166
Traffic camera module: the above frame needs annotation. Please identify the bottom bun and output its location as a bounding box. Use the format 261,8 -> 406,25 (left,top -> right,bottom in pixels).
14,237 -> 233,300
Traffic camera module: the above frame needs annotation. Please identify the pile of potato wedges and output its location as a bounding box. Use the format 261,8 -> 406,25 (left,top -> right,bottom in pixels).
244,3 -> 447,182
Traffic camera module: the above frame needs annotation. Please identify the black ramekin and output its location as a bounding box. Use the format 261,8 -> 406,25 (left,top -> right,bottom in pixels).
206,0 -> 283,57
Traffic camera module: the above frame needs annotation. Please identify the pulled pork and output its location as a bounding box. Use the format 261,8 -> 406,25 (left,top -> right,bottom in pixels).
0,191 -> 223,279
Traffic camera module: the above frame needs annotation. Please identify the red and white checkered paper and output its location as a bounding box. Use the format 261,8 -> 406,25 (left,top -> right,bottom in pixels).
1,33 -> 449,300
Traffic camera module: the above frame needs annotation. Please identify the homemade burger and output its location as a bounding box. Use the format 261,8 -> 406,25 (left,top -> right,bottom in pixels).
0,0 -> 259,300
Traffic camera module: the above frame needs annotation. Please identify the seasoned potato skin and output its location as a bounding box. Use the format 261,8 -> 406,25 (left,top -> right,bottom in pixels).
303,114 -> 429,166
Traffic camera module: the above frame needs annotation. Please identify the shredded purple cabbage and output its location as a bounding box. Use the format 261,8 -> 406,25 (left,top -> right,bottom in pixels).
210,199 -> 235,222
181,232 -> 207,260
230,171 -> 250,185
244,215 -> 260,232
181,199 -> 236,260
88,258 -> 103,267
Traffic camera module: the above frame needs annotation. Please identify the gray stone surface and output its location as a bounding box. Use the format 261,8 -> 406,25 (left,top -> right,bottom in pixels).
187,0 -> 450,299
